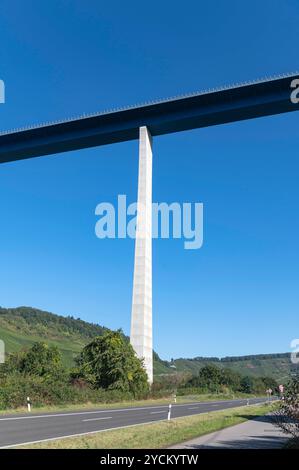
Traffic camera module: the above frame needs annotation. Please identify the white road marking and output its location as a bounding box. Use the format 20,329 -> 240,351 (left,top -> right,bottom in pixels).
82,417 -> 112,422
0,406 -> 167,421
0,399 -> 266,422
0,400 -> 268,449
188,407 -> 200,410
0,420 -> 172,449
150,411 -> 165,414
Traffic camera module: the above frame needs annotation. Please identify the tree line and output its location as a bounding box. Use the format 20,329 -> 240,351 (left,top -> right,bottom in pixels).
0,331 -> 280,410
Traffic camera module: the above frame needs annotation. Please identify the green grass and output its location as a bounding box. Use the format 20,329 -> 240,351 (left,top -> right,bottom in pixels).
17,403 -> 276,449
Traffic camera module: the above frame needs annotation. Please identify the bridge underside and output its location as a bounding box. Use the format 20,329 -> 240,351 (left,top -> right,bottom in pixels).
0,74 -> 298,164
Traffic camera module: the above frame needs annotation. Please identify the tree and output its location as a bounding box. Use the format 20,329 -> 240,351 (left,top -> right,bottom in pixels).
220,368 -> 241,391
0,342 -> 65,381
261,376 -> 278,393
199,364 -> 222,392
20,342 -> 64,378
74,330 -> 149,396
240,376 -> 255,393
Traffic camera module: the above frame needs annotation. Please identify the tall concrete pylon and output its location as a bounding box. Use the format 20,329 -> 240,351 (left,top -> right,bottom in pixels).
130,126 -> 153,384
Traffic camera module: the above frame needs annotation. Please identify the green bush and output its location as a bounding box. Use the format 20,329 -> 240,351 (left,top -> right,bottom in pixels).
273,375 -> 299,439
74,331 -> 149,397
183,365 -> 278,395
0,372 -> 147,409
0,338 -> 150,410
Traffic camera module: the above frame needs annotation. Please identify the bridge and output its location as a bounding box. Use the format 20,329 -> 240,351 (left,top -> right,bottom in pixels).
0,73 -> 298,164
1,73 -> 298,383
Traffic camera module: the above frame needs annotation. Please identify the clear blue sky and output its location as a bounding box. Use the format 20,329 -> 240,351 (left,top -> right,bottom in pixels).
0,0 -> 298,360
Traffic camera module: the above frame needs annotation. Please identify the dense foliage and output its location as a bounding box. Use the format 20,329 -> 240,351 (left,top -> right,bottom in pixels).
0,307 -> 295,380
176,353 -> 292,362
0,334 -> 150,409
74,331 -> 149,396
172,355 -> 296,382
180,364 -> 278,395
273,375 -> 299,442
0,307 -> 287,411
1,342 -> 65,379
0,339 -> 281,410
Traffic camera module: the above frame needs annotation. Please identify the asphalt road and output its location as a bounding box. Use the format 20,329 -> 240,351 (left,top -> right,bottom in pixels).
0,397 -> 272,448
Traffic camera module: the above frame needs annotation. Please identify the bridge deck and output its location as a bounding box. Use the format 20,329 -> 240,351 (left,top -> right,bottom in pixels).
0,73 -> 298,164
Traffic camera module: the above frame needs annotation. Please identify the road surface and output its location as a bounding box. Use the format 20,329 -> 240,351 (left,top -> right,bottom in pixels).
0,397 -> 271,448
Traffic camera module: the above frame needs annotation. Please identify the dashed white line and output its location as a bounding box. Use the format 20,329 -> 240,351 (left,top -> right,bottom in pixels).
0,399 -> 267,423
82,417 -> 112,422
150,411 -> 165,414
0,399 -> 268,448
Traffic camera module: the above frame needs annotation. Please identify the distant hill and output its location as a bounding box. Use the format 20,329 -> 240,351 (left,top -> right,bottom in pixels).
0,306 -> 297,380
172,354 -> 298,382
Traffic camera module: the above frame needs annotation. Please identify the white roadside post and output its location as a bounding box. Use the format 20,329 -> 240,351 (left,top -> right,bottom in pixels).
167,404 -> 172,421
266,388 -> 272,404
0,339 -> 4,364
27,396 -> 31,412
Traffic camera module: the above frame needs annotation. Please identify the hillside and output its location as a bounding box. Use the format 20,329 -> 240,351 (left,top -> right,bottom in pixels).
0,306 -> 109,367
0,306 -> 297,380
0,306 -> 171,374
172,354 -> 297,382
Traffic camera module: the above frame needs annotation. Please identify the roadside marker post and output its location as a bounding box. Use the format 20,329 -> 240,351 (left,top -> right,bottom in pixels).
266,388 -> 272,404
27,397 -> 31,412
167,404 -> 172,421
246,398 -> 249,406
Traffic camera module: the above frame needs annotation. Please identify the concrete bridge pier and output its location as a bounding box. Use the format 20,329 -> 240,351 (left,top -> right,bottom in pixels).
130,126 -> 153,384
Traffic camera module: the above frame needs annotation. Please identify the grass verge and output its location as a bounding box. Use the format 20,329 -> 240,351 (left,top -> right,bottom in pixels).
18,402 -> 276,449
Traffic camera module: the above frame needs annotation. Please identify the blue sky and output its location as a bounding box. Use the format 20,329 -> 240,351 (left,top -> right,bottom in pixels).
0,0 -> 298,359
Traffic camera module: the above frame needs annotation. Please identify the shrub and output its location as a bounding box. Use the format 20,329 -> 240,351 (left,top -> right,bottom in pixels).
273,375 -> 299,439
74,331 -> 149,397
